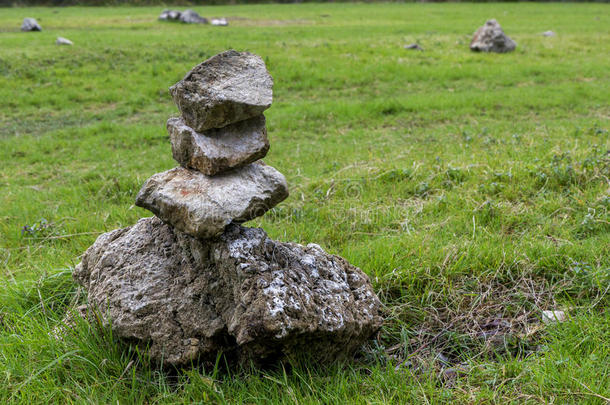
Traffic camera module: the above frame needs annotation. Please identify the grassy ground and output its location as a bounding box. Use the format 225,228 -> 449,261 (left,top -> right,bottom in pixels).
1,3 -> 609,403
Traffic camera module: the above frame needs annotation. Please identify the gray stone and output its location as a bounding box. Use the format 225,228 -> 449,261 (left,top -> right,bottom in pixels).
168,115 -> 269,176
179,9 -> 208,25
542,30 -> 556,37
211,18 -> 229,27
135,162 -> 288,239
470,19 -> 516,53
404,43 -> 424,51
169,50 -> 273,132
73,217 -> 382,367
21,18 -> 42,32
158,10 -> 181,21
56,37 -> 73,46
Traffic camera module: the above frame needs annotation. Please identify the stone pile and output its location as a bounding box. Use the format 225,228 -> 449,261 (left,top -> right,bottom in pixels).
72,50 -> 383,368
470,19 -> 516,53
159,9 -> 209,25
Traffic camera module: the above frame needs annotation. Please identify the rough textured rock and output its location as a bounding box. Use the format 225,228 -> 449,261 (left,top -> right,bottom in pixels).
21,18 -> 42,32
168,115 -> 269,176
74,217 -> 382,367
169,50 -> 273,132
56,37 -> 73,46
135,162 -> 288,239
179,9 -> 208,25
470,19 -> 516,53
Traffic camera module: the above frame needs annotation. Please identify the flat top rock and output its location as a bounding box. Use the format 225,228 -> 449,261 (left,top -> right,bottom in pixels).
135,162 -> 288,239
470,19 -> 516,53
169,50 -> 273,132
168,115 -> 269,176
74,217 -> 382,367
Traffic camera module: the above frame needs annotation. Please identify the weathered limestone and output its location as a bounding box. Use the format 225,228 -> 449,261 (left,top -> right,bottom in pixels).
21,18 -> 42,32
170,51 -> 273,132
74,217 -> 382,367
135,163 -> 288,239
168,115 -> 269,176
470,19 -> 516,53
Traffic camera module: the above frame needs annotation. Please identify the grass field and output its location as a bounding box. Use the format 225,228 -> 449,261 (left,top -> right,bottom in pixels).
1,3 -> 609,403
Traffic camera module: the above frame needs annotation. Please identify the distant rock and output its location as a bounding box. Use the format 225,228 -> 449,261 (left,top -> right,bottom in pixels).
168,115 -> 269,176
21,18 -> 42,32
542,30 -> 556,37
56,37 -> 73,46
211,18 -> 229,27
179,9 -> 208,25
404,43 -> 424,51
74,217 -> 383,367
158,9 -> 181,21
470,19 -> 516,53
159,9 -> 207,24
135,162 -> 288,239
170,50 -> 273,132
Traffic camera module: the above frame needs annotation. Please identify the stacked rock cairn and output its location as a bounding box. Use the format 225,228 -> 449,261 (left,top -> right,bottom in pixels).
470,19 -> 516,53
73,50 -> 382,368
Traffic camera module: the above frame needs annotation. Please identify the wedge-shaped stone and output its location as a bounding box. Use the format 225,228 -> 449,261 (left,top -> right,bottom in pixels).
73,217 -> 382,367
168,115 -> 269,176
169,50 -> 273,132
135,163 -> 288,238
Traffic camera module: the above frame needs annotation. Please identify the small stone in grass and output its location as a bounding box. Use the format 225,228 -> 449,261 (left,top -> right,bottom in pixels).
56,37 -> 73,46
542,310 -> 566,324
404,43 -> 424,51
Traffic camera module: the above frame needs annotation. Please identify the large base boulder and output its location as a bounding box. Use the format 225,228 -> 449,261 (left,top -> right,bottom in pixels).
74,217 -> 383,367
470,19 -> 516,53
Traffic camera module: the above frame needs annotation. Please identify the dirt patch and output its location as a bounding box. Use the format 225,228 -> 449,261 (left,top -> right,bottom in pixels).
384,274 -> 565,373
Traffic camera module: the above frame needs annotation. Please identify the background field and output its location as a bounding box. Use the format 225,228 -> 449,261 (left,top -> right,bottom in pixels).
1,3 -> 609,403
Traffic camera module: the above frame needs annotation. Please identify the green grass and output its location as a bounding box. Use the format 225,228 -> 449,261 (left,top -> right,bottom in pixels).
1,3 -> 609,403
